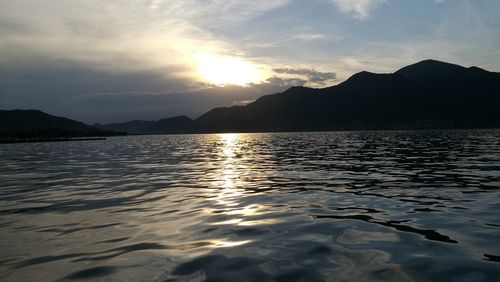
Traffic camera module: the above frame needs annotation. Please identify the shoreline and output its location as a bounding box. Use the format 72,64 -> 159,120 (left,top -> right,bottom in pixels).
0,137 -> 107,144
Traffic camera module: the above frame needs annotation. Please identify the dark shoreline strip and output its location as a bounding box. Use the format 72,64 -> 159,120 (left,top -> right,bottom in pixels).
0,137 -> 106,144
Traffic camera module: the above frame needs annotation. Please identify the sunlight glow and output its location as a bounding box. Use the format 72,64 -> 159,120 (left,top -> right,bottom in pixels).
208,133 -> 280,230
238,219 -> 282,226
197,53 -> 262,86
210,239 -> 253,248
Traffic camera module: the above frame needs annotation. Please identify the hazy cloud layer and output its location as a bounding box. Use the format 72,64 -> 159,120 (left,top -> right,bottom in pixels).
0,58 -> 299,123
273,68 -> 337,85
330,0 -> 386,20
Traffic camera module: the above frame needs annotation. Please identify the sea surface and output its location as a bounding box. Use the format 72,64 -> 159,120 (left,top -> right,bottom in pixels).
1,131 -> 500,282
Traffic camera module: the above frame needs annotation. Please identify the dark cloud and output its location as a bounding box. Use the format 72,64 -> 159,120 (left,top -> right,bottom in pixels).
273,67 -> 337,84
66,84 -> 288,123
0,2 -> 335,124
263,76 -> 307,87
0,56 -> 294,123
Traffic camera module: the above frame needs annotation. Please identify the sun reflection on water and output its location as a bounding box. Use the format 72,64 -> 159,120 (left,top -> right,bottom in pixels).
209,239 -> 253,248
210,133 -> 281,231
213,133 -> 244,207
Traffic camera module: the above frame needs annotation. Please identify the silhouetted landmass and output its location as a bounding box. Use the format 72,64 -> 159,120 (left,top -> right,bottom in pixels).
93,120 -> 156,135
148,116 -> 195,134
93,116 -> 195,134
97,60 -> 500,134
0,109 -> 122,141
6,60 -> 500,136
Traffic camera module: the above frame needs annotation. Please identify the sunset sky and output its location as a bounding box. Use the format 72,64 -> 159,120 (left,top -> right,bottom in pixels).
1,0 -> 499,123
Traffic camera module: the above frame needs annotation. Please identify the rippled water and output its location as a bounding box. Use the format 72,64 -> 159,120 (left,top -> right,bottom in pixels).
1,131 -> 500,281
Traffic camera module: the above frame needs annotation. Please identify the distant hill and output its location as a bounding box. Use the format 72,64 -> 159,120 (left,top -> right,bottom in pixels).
97,60 -> 500,134
148,116 -> 195,134
94,116 -> 195,134
93,120 -> 156,135
0,109 -> 120,138
15,60 -> 500,135
194,60 -> 500,132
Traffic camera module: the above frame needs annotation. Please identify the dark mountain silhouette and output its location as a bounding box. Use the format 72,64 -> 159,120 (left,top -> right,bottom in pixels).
9,60 -> 500,136
148,116 -> 195,134
94,120 -> 156,135
98,59 -> 500,134
94,116 -> 195,134
0,109 -> 119,138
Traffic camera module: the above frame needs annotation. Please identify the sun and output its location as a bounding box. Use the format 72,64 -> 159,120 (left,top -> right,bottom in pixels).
196,53 -> 262,86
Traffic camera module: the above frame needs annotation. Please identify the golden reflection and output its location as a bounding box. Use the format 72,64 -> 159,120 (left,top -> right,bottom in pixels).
213,133 -> 244,207
209,133 -> 280,230
210,219 -> 242,225
238,219 -> 281,226
210,239 -> 253,248
225,204 -> 271,216
221,134 -> 237,158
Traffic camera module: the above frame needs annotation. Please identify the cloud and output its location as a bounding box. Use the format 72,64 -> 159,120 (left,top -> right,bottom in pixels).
0,1 -> 289,77
264,76 -> 308,87
242,32 -> 332,50
273,67 -> 337,85
65,78 -> 302,123
295,33 -> 325,41
330,0 -> 385,20
0,54 -> 299,123
0,0 -> 293,122
232,99 -> 256,106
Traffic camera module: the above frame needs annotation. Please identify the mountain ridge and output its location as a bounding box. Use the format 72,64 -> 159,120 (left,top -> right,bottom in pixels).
98,59 -> 500,133
5,59 -> 500,136
0,109 -> 120,138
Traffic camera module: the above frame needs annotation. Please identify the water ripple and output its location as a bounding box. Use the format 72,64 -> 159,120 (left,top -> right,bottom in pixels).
1,131 -> 500,281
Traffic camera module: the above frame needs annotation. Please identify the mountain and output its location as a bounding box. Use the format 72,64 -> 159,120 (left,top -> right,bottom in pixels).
95,116 -> 195,134
97,59 -> 500,133
8,60 -> 496,137
0,109 -> 119,138
94,120 -> 156,135
148,116 -> 195,134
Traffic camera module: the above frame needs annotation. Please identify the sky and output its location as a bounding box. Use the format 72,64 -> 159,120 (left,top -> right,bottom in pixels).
1,0 -> 499,124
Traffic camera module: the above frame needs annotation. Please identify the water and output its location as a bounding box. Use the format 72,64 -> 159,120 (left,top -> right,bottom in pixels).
1,131 -> 499,281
